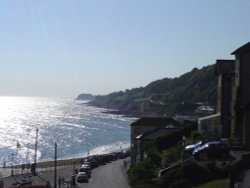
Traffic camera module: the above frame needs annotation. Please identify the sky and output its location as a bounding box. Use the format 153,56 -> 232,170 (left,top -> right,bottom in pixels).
0,1 -> 250,98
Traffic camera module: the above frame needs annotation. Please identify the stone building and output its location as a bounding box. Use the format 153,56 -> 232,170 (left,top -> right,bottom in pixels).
198,42 -> 250,149
198,113 -> 221,137
135,126 -> 178,164
231,42 -> 250,149
215,59 -> 235,137
130,117 -> 182,165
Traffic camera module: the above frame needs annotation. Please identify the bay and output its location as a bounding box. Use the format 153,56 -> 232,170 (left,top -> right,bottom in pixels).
0,96 -> 135,166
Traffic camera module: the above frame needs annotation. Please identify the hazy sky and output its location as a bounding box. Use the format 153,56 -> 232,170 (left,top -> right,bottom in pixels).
0,1 -> 250,98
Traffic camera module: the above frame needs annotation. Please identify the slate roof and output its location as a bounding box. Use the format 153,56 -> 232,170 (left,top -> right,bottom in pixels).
137,127 -> 178,140
130,117 -> 182,127
231,42 -> 250,55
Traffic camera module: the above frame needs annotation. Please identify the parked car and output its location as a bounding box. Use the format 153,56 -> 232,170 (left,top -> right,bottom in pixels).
87,156 -> 99,168
79,165 -> 91,177
83,161 -> 92,168
184,141 -> 204,154
192,141 -> 229,159
118,150 -> 130,159
76,172 -> 89,183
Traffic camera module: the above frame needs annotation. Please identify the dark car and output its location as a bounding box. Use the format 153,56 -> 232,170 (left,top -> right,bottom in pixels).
192,141 -> 229,159
184,141 -> 204,154
76,172 -> 89,183
79,164 -> 91,177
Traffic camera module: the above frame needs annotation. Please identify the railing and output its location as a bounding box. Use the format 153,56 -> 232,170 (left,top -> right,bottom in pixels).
158,157 -> 193,177
230,137 -> 243,148
0,158 -> 84,177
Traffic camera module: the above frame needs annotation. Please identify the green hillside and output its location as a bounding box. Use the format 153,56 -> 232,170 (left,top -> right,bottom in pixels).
89,64 -> 217,116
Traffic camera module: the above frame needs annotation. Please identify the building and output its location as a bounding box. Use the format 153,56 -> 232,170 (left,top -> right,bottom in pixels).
198,113 -> 221,137
215,59 -> 235,137
231,42 -> 250,149
130,117 -> 182,165
197,42 -> 250,149
135,126 -> 178,163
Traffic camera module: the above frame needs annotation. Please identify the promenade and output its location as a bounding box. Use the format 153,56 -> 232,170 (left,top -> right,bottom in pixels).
0,158 -> 130,188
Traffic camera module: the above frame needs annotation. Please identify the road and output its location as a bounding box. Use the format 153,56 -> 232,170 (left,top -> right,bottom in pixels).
1,159 -> 130,188
79,159 -> 130,188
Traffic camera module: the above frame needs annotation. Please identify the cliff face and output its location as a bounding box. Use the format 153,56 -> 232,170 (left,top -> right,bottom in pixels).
89,64 -> 217,116
76,93 -> 95,101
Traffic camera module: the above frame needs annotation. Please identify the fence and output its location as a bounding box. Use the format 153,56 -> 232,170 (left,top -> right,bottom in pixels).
0,157 -> 86,177
158,157 -> 193,177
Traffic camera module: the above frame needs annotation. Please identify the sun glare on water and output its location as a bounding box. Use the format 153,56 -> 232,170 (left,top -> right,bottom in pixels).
0,96 -> 132,165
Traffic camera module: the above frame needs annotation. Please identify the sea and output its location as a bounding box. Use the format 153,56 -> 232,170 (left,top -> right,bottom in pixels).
0,96 -> 136,167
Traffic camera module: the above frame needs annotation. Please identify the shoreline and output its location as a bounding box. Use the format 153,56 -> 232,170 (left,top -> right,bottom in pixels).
87,104 -> 161,118
1,149 -> 130,178
7,157 -> 84,170
83,100 -> 165,118
9,147 -> 130,169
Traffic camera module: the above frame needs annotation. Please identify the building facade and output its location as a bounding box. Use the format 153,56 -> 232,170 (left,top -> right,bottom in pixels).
231,42 -> 250,149
198,42 -> 250,149
130,117 -> 182,165
198,113 -> 221,137
215,59 -> 235,137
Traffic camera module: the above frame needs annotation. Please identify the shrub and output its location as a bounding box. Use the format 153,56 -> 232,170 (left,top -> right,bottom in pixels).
168,179 -> 189,188
159,163 -> 214,188
161,146 -> 182,167
128,161 -> 156,186
156,123 -> 197,151
182,163 -> 210,185
142,141 -> 162,166
190,130 -> 202,140
159,167 -> 183,188
133,179 -> 160,188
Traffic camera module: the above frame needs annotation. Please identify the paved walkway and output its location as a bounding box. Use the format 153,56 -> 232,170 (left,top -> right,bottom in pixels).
0,159 -> 130,188
237,169 -> 250,188
78,159 -> 130,188
230,150 -> 250,188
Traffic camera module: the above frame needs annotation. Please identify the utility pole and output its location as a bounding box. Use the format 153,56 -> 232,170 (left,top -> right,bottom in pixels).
33,128 -> 39,175
11,153 -> 14,176
54,142 -> 57,188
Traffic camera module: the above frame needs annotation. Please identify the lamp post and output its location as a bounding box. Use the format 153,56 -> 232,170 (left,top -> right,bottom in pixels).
54,142 -> 57,188
11,153 -> 14,176
71,159 -> 76,187
72,158 -> 76,175
33,128 -> 39,176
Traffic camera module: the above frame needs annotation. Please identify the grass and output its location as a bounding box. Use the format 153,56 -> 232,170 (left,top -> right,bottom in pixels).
192,179 -> 228,188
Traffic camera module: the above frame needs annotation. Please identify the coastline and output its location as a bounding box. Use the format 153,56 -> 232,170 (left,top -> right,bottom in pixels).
86,102 -> 160,118
86,100 -> 165,118
8,157 -> 84,170
1,157 -> 130,188
102,109 -> 162,118
2,149 -> 130,178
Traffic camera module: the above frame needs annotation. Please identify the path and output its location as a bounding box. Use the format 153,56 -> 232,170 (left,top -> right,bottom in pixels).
0,159 -> 130,188
79,159 -> 130,188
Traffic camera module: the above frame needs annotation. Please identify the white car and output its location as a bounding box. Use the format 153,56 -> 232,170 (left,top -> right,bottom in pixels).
184,141 -> 204,154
